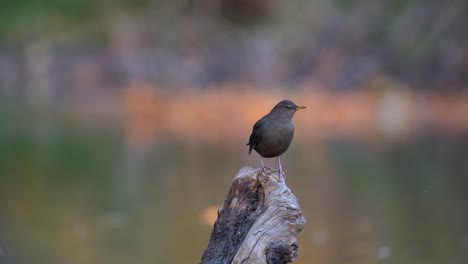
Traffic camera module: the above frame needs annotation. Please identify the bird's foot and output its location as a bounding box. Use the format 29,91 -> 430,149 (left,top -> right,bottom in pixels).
270,169 -> 286,181
260,164 -> 285,181
261,165 -> 270,177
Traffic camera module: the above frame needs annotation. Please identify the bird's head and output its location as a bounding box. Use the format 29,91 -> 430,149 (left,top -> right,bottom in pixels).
271,100 -> 306,119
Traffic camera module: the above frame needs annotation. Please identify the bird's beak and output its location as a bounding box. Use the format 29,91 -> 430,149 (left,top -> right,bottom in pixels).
295,106 -> 306,111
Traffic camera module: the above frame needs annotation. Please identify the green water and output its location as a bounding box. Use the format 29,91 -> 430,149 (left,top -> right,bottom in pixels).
1,112 -> 467,264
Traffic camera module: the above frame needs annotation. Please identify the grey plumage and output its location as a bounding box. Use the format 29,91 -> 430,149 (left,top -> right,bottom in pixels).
247,100 -> 305,164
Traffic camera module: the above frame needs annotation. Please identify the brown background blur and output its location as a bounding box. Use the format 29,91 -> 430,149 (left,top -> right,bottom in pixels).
1,1 -> 467,264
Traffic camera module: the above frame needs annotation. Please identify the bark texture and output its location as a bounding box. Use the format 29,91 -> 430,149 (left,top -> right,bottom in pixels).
201,166 -> 306,264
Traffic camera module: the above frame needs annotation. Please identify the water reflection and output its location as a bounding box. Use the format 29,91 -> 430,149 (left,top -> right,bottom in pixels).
0,110 -> 467,264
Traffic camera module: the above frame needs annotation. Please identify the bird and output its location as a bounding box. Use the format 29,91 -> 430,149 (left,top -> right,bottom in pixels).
247,100 -> 306,177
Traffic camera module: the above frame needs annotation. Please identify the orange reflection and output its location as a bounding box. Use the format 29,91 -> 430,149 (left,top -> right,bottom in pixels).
200,205 -> 220,226
122,84 -> 468,147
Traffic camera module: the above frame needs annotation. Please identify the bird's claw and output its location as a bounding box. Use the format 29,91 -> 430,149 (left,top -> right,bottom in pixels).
271,169 -> 286,180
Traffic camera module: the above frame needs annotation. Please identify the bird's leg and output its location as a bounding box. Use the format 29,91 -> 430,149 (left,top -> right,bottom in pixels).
261,158 -> 269,176
277,156 -> 286,178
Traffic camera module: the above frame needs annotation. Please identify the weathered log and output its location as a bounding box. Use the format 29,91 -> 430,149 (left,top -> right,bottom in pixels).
201,166 -> 306,264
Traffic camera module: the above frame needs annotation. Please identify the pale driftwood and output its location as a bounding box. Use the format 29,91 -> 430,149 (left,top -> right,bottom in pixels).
201,166 -> 306,264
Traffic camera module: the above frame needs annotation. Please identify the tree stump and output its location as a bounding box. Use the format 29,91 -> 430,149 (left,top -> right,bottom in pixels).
201,166 -> 306,264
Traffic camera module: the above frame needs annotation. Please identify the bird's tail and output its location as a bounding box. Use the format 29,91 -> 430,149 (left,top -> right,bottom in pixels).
246,142 -> 252,154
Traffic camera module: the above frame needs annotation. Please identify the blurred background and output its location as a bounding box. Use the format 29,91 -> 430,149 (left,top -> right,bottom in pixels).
1,0 -> 468,263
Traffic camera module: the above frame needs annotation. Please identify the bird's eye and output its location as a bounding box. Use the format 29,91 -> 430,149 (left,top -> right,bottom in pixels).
286,106 -> 291,109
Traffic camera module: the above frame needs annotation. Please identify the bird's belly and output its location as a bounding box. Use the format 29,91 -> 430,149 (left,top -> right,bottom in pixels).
255,127 -> 294,158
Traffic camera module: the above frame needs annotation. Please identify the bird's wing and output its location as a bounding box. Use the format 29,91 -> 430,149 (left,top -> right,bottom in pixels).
247,118 -> 265,154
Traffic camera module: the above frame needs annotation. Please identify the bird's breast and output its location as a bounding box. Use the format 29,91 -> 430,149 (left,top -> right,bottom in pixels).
255,121 -> 295,158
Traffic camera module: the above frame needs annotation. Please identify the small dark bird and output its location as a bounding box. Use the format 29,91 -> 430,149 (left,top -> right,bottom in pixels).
247,100 -> 306,177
